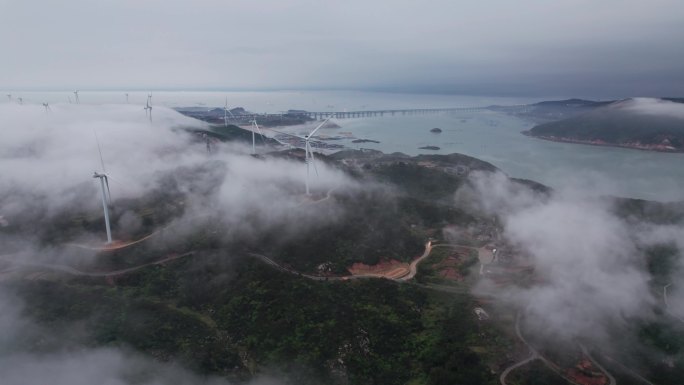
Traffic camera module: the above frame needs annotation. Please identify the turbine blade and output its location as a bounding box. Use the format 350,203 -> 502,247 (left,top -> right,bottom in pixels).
308,116 -> 332,138
93,129 -> 106,173
268,128 -> 305,140
254,121 -> 267,145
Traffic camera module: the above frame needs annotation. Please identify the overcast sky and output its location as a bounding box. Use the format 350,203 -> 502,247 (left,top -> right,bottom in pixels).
1,0 -> 682,97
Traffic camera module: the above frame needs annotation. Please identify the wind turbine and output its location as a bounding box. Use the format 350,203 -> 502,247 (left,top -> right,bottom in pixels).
125,93 -> 129,104
144,93 -> 152,122
251,118 -> 266,155
42,102 -> 51,112
73,90 -> 80,104
17,97 -> 23,105
92,131 -> 113,244
6,94 -> 11,102
223,97 -> 234,127
270,116 -> 332,195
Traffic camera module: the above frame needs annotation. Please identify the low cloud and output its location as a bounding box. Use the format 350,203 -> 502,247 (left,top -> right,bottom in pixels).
458,172 -> 684,345
0,103 -> 356,255
622,97 -> 684,119
0,103 -> 359,384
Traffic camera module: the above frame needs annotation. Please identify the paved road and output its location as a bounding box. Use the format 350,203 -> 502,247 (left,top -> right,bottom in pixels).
580,344 -> 616,385
499,351 -> 538,385
602,354 -> 656,385
500,312 -> 539,385
1,252 -> 194,277
397,241 -> 432,281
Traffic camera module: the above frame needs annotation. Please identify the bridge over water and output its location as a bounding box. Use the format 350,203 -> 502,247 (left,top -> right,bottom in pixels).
300,104 -> 533,119
196,104 -> 535,124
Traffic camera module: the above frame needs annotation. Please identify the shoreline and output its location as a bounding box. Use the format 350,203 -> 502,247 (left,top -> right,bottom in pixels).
521,131 -> 683,154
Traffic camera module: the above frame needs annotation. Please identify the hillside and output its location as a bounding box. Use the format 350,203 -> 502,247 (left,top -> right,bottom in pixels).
3,114 -> 684,385
524,98 -> 684,152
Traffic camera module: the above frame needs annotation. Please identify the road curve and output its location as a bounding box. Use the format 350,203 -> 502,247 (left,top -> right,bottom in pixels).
500,351 -> 538,385
397,241 -> 432,281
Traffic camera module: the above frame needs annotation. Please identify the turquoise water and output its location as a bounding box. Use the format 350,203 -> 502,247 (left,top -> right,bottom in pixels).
5,90 -> 683,201
315,111 -> 684,202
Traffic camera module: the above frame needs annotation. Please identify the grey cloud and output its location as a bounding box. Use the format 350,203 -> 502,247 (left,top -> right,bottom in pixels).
1,0 -> 683,96
0,102 -> 356,263
0,102 -> 355,383
459,172 -> 666,345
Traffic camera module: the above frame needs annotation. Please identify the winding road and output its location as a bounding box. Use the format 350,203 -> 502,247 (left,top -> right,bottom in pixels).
580,344 -> 616,385
1,252 -> 195,277
500,312 -> 540,385
397,241 -> 432,281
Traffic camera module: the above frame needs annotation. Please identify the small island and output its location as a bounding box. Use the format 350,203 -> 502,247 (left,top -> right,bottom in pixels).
430,127 -> 442,133
352,139 -> 381,144
419,145 -> 440,150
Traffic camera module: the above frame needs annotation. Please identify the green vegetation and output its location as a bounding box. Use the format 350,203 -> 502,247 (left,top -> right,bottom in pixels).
505,360 -> 563,385
527,100 -> 684,151
266,188 -> 426,273
7,253 -> 498,384
634,319 -> 684,384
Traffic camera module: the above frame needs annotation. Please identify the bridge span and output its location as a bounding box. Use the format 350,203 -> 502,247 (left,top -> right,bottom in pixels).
205,104 -> 534,124
298,104 -> 533,119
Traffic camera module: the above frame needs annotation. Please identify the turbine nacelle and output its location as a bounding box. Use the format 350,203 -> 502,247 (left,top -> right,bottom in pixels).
268,116 -> 332,195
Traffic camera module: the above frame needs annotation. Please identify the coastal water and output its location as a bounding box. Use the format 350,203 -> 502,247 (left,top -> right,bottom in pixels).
5,90 -> 683,201
319,112 -> 684,202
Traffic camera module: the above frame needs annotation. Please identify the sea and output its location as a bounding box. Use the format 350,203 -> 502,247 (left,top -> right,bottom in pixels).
6,90 -> 684,202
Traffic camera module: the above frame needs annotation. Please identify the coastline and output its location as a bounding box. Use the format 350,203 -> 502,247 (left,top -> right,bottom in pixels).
521,131 -> 683,154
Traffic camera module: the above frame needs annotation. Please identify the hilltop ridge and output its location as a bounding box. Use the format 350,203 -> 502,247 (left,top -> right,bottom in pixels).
523,98 -> 684,152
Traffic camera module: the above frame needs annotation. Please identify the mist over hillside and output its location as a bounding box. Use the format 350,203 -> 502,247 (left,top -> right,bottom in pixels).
1,101 -> 684,384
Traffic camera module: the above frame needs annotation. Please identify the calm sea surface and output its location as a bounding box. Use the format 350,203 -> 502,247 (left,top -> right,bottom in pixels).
6,90 -> 684,201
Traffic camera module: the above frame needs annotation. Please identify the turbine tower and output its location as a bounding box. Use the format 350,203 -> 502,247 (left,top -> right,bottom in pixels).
144,93 -> 152,122
73,90 -> 80,104
93,171 -> 112,244
269,117 -> 332,195
251,118 -> 266,155
42,103 -> 51,112
92,131 -> 113,244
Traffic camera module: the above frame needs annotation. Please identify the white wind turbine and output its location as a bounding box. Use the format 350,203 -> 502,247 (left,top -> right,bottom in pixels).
223,97 -> 234,127
73,90 -> 80,104
92,131 -> 113,244
17,97 -> 23,105
270,116 -> 332,195
42,102 -> 51,112
125,93 -> 129,104
6,94 -> 11,102
144,93 -> 152,122
250,118 -> 266,155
